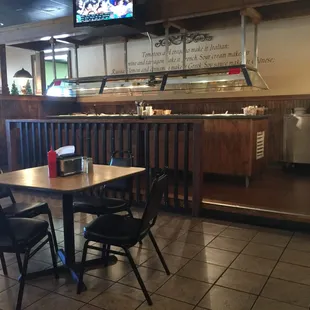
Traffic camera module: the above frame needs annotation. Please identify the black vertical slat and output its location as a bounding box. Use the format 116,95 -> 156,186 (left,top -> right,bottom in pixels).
44,123 -> 49,164
145,123 -> 150,198
31,123 -> 36,167
64,123 -> 69,145
112,124 -> 117,198
118,123 -> 124,199
118,123 -> 123,154
135,123 -> 140,204
38,123 -> 43,165
101,124 -> 107,164
154,124 -> 159,172
19,123 -> 25,169
173,124 -> 179,208
51,123 -> 55,149
79,123 -> 83,156
94,124 -> 99,163
183,124 -> 189,209
86,123 -> 91,157
25,123 -> 30,168
127,123 -> 132,154
164,124 -> 169,207
57,123 -> 62,148
71,123 -> 76,147
111,123 -> 115,155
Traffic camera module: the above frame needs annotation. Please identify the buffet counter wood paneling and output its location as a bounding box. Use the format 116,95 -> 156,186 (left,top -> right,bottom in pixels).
0,95 -> 78,166
78,93 -> 310,163
5,118 -> 204,215
203,117 -> 268,182
18,115 -> 268,181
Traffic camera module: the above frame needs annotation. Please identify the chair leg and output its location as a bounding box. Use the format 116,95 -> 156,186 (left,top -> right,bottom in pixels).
104,245 -> 110,267
124,248 -> 152,306
16,253 -> 23,274
126,209 -> 143,245
127,208 -> 134,218
16,250 -> 30,310
0,253 -> 7,276
47,232 -> 59,279
77,240 -> 89,294
46,209 -> 58,253
149,231 -> 170,275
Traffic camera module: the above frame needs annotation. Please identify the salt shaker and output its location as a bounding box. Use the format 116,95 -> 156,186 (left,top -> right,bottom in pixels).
88,158 -> 93,173
82,157 -> 89,174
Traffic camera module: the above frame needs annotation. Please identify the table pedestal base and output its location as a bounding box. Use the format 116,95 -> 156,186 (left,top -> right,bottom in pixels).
23,248 -> 118,284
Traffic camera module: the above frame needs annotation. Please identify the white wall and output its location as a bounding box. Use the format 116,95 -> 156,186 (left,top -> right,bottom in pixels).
77,45 -> 105,77
75,15 -> 310,94
6,46 -> 34,91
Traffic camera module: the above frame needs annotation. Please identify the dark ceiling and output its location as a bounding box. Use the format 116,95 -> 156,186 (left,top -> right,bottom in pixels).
5,0 -> 310,51
0,0 -> 72,27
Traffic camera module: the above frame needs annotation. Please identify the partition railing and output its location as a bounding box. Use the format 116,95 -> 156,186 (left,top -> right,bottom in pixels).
6,119 -> 203,216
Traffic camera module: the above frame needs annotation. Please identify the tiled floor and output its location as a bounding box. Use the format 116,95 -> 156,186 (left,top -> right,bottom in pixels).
2,192 -> 310,309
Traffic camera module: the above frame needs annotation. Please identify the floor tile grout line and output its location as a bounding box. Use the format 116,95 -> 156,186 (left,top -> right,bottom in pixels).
268,274 -> 310,288
19,283 -> 51,310
233,251 -> 279,263
251,296 -> 309,310
142,223 -> 255,308
249,229 -> 294,310
193,230 -> 255,308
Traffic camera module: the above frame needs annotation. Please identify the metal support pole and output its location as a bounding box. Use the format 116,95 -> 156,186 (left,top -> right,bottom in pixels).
124,39 -> 128,75
74,45 -> 79,79
103,42 -> 107,75
254,24 -> 258,69
146,32 -> 154,73
241,15 -> 247,65
51,37 -> 57,80
165,25 -> 169,71
182,29 -> 187,70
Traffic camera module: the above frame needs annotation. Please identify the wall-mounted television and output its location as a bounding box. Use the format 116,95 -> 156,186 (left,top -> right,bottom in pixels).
74,0 -> 135,27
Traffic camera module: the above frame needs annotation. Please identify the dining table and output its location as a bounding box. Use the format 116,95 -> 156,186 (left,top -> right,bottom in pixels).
0,164 -> 145,281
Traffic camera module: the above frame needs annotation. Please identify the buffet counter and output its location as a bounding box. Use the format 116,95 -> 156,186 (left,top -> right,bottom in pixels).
47,114 -> 269,185
51,114 -> 267,120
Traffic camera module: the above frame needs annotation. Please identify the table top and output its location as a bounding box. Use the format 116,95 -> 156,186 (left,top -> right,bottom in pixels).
0,165 -> 145,193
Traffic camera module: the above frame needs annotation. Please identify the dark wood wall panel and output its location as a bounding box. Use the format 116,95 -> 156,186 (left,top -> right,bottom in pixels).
0,95 -> 78,166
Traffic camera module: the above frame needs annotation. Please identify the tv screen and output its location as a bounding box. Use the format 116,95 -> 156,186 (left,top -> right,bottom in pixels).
74,0 -> 134,26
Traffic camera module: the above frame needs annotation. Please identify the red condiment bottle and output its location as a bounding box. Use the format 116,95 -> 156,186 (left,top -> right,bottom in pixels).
47,147 -> 57,178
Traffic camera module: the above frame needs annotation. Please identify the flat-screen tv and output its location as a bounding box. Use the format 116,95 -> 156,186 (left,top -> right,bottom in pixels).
74,0 -> 135,27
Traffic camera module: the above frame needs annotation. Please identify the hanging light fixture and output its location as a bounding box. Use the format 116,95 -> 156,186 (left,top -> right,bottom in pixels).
13,68 -> 33,79
13,68 -> 33,95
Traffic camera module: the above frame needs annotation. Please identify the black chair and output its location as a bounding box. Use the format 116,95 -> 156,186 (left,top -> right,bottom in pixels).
0,205 -> 58,310
77,172 -> 170,305
0,185 -> 59,254
73,151 -> 134,217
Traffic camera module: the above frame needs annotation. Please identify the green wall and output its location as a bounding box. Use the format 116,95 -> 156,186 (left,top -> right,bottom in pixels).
45,61 -> 68,88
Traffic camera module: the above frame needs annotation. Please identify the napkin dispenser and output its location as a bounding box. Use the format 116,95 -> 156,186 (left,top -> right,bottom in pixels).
55,146 -> 83,177
57,154 -> 83,177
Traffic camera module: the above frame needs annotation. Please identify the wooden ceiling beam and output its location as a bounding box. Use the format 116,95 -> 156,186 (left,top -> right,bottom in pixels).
258,0 -> 310,20
241,7 -> 262,24
0,17 -> 90,45
167,20 -> 190,31
146,0 -> 297,22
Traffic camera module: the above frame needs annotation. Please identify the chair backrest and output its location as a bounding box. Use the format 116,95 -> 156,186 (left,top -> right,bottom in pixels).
139,172 -> 167,236
0,203 -> 17,246
0,170 -> 15,203
105,151 -> 134,192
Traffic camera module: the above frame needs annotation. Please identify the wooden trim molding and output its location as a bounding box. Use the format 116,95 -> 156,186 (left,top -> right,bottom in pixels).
0,45 -> 9,95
